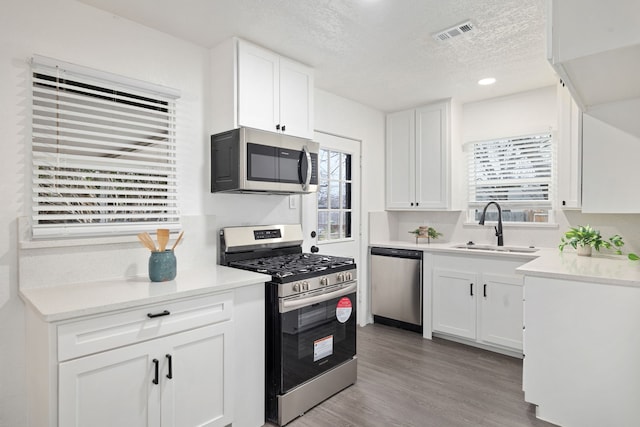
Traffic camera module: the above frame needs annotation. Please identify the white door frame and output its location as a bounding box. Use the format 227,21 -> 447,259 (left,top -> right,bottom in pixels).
301,130 -> 365,325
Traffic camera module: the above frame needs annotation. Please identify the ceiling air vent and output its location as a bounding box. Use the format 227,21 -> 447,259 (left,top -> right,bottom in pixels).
432,20 -> 474,41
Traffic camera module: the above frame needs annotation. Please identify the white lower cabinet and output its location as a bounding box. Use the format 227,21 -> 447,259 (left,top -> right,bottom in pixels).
523,275 -> 640,427
23,286 -> 262,427
431,254 -> 526,354
59,322 -> 231,427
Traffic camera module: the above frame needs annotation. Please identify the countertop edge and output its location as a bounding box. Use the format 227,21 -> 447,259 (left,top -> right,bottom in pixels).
20,266 -> 271,323
370,241 -> 640,287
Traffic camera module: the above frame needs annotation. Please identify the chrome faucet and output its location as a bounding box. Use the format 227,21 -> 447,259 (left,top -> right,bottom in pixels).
479,201 -> 504,246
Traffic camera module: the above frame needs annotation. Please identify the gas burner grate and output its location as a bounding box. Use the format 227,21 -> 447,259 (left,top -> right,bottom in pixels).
229,253 -> 355,282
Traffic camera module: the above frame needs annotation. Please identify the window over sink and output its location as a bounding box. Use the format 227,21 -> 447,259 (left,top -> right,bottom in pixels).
30,55 -> 181,238
466,133 -> 554,224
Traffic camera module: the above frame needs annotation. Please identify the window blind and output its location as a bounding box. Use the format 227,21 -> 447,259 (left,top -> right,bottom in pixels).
467,133 -> 553,209
30,56 -> 181,238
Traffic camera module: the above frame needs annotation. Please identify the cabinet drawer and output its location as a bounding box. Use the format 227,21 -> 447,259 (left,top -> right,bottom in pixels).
58,292 -> 233,361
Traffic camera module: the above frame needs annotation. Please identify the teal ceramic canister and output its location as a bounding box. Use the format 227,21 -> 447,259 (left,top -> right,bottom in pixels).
149,250 -> 177,282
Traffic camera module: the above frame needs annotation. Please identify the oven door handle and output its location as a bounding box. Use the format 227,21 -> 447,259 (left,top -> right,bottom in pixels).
280,282 -> 357,313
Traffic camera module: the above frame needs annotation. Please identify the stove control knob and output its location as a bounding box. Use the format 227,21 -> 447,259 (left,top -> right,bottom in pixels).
292,283 -> 300,292
346,272 -> 353,281
302,281 -> 309,291
320,277 -> 328,286
337,273 -> 345,282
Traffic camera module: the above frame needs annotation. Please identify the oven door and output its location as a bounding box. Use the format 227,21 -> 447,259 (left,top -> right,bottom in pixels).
278,282 -> 357,393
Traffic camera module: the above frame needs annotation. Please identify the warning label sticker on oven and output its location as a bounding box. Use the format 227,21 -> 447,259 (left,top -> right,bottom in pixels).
336,297 -> 353,323
314,335 -> 333,362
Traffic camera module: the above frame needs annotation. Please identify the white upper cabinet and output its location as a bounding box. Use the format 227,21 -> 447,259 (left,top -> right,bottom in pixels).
556,81 -> 582,209
547,0 -> 640,138
211,38 -> 314,139
386,100 -> 451,210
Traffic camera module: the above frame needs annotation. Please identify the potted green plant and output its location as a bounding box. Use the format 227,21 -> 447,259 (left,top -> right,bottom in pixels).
409,226 -> 442,244
558,224 -> 639,260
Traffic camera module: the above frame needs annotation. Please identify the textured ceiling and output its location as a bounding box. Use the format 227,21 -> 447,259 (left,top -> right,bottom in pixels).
76,0 -> 557,112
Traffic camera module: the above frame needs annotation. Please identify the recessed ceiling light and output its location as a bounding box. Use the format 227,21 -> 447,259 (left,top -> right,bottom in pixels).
478,77 -> 496,86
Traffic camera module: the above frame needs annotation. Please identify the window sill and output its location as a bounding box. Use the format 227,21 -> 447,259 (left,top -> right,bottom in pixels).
19,234 -> 142,250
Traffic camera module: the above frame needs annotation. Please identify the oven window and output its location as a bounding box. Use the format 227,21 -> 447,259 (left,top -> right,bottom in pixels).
279,293 -> 356,392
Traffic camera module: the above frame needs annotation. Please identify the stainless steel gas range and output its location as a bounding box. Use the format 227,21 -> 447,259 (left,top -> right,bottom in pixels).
220,224 -> 357,426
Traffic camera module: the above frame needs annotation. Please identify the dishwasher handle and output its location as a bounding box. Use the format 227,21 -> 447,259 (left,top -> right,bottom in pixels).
370,247 -> 423,259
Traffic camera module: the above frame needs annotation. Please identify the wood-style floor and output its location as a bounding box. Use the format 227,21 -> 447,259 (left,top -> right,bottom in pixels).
268,323 -> 557,427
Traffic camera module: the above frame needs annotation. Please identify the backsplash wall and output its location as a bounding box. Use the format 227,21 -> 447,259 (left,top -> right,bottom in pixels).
371,210 -> 640,256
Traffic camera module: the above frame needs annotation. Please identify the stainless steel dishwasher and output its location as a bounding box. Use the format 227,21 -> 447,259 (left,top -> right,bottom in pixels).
370,247 -> 423,333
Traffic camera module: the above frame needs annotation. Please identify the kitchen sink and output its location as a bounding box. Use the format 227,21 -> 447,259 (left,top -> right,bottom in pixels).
452,244 -> 538,254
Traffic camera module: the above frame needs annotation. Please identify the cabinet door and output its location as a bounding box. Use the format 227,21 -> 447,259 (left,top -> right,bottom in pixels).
237,40 -> 280,133
478,274 -> 523,351
279,57 -> 314,139
161,322 -> 233,427
415,102 -> 449,209
432,269 -> 476,340
59,339 -> 161,427
385,109 -> 416,209
556,83 -> 582,209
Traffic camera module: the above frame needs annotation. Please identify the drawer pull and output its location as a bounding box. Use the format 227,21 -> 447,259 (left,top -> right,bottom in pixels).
147,310 -> 170,318
166,354 -> 173,379
152,359 -> 159,385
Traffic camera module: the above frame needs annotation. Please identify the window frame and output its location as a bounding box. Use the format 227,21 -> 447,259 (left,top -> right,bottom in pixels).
30,55 -> 181,239
317,148 -> 353,243
466,132 -> 554,225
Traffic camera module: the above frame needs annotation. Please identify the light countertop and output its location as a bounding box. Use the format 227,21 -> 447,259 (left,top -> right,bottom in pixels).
370,240 -> 640,287
20,265 -> 271,322
515,251 -> 640,287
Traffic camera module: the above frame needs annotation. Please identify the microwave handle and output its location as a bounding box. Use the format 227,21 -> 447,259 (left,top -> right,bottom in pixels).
301,146 -> 312,191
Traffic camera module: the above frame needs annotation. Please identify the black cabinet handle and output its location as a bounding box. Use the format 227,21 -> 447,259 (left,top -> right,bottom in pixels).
152,359 -> 159,385
282,125 -> 286,132
166,354 -> 173,379
483,284 -> 487,298
147,310 -> 170,318
276,124 -> 280,130
470,283 -> 473,296
410,202 -> 414,206
416,202 -> 419,206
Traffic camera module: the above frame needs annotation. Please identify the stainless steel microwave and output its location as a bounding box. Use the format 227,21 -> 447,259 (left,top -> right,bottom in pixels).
211,127 -> 319,194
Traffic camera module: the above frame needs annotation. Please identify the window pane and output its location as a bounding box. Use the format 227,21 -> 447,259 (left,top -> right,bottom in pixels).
330,151 -> 341,181
341,182 -> 351,209
344,153 -> 352,181
343,211 -> 352,238
329,211 -> 340,239
317,183 -> 328,209
320,150 -> 329,181
330,181 -> 340,209
317,211 -> 329,241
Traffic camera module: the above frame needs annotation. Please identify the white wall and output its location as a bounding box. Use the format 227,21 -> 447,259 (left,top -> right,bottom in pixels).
0,2 -> 386,423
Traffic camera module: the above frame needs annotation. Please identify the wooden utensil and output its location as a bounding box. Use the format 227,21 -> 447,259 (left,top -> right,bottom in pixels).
137,232 -> 157,252
157,229 -> 170,252
171,231 -> 184,251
